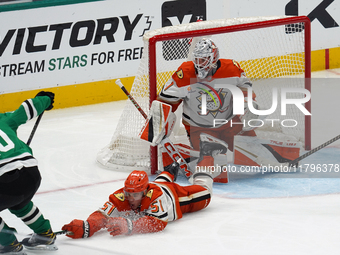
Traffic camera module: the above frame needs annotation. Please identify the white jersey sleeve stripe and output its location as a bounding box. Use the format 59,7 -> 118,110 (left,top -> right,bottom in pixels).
22,99 -> 38,121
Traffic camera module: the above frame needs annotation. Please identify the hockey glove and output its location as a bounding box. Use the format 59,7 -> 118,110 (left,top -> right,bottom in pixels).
62,219 -> 90,239
35,91 -> 55,110
107,217 -> 133,236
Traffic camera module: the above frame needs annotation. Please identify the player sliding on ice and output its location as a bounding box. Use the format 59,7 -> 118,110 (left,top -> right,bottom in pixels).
62,159 -> 215,238
0,92 -> 57,255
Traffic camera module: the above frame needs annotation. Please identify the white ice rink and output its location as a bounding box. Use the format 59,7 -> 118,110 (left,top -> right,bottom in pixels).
2,69 -> 340,255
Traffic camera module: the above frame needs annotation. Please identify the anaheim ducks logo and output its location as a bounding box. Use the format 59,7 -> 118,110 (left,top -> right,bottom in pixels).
197,83 -> 228,117
114,192 -> 125,202
232,59 -> 241,70
146,189 -> 153,199
176,69 -> 184,79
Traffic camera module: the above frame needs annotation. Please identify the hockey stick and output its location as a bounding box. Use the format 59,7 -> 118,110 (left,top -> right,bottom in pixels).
289,134 -> 340,167
27,111 -> 44,146
114,79 -> 192,178
2,229 -> 72,237
55,230 -> 73,236
115,79 -> 147,119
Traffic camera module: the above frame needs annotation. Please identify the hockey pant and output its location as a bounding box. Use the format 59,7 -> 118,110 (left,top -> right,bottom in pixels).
0,166 -> 52,246
155,172 -> 211,220
0,166 -> 41,211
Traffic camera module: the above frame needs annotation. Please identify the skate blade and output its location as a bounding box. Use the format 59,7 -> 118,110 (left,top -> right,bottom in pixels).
24,244 -> 58,251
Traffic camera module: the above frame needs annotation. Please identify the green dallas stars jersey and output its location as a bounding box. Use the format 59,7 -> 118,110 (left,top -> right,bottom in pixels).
0,96 -> 51,176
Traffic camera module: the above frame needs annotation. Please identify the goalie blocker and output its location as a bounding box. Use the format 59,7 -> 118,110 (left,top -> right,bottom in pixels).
139,101 -> 176,146
139,101 -> 192,179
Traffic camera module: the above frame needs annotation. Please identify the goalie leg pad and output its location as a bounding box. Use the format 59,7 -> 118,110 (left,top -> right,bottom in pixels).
160,142 -> 229,183
197,133 -> 229,182
234,135 -> 301,167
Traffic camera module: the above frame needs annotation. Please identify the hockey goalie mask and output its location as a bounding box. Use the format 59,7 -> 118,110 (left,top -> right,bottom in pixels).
193,38 -> 219,79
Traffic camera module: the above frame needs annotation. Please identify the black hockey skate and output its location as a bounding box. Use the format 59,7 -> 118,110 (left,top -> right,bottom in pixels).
0,239 -> 26,255
164,158 -> 181,181
21,229 -> 57,251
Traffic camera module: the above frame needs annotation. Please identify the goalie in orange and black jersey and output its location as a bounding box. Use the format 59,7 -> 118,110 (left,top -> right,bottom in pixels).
62,161 -> 213,238
157,38 -> 257,152
154,38 -> 259,183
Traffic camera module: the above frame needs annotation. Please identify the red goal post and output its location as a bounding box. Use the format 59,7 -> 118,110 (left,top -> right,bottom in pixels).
96,16 -> 311,175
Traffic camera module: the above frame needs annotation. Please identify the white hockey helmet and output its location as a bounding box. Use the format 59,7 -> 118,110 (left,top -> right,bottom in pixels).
193,38 -> 219,79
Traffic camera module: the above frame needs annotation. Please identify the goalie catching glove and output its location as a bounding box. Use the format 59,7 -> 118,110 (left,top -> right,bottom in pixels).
139,100 -> 176,146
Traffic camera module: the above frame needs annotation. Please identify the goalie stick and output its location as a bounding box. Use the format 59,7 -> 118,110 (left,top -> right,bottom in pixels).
115,79 -> 147,119
114,79 -> 192,178
288,134 -> 340,167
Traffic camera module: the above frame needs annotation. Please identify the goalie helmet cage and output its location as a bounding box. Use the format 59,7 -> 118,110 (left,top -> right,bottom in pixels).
97,15 -> 311,175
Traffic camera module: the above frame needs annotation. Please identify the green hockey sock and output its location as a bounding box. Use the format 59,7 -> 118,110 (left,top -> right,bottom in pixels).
0,218 -> 17,246
9,201 -> 51,234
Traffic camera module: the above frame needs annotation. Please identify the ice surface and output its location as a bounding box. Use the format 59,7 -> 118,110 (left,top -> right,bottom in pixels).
2,69 -> 340,255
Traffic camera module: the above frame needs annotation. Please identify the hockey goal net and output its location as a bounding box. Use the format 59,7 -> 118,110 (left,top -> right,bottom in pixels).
97,16 -> 311,174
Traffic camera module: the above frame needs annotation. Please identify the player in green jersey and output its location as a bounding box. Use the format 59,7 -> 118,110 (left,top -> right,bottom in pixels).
0,91 -> 57,254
